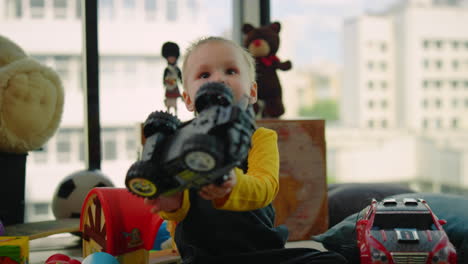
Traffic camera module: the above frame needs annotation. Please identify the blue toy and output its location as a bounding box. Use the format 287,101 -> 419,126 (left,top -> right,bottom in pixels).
82,252 -> 119,264
153,220 -> 171,250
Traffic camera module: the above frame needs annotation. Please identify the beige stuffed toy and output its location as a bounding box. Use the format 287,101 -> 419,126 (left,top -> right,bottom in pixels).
0,35 -> 64,153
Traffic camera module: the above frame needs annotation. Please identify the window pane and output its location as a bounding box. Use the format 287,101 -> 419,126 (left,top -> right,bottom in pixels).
1,2 -> 84,222
272,0 -> 468,193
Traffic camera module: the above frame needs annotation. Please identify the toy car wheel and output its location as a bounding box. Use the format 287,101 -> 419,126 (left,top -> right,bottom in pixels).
182,134 -> 223,172
125,161 -> 159,198
143,111 -> 182,138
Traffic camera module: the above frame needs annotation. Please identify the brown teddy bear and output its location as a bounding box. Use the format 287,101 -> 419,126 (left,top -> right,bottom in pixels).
242,22 -> 292,118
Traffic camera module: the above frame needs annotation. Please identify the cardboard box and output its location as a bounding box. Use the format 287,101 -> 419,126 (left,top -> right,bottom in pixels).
258,120 -> 328,241
0,236 -> 29,264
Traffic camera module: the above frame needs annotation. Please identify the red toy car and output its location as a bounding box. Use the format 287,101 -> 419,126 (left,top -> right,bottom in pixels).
356,198 -> 457,264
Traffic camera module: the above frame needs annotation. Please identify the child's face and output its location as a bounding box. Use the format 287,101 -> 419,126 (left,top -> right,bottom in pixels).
182,41 -> 257,112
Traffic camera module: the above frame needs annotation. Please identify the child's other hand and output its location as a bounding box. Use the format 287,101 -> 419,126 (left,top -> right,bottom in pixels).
144,192 -> 183,213
199,170 -> 237,200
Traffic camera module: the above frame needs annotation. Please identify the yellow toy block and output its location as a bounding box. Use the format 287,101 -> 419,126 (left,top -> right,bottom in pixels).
0,236 -> 29,264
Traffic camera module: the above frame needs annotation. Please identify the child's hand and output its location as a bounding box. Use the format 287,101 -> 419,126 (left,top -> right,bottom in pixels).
144,192 -> 183,213
199,170 -> 237,200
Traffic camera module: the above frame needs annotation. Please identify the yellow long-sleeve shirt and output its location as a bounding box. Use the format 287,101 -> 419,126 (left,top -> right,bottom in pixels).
159,127 -> 279,222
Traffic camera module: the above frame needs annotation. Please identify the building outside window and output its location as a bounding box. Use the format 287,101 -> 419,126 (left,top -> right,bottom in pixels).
99,0 -> 114,20
33,144 -> 48,163
144,0 -> 157,20
53,0 -> 67,19
166,0 -> 177,21
30,0 -> 45,18
56,131 -> 71,163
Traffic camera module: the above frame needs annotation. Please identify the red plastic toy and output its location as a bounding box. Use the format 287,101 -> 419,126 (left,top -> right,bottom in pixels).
79,188 -> 163,261
356,198 -> 457,264
45,253 -> 81,264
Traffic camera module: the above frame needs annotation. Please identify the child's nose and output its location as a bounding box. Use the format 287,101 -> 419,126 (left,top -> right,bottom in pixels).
212,72 -> 226,83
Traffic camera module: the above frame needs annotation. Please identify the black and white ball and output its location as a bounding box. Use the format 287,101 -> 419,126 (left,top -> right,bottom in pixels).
52,169 -> 114,219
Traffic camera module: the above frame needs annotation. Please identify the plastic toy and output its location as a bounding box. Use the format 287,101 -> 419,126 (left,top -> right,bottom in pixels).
125,82 -> 256,199
356,198 -> 457,264
45,253 -> 81,264
161,41 -> 182,116
0,236 -> 28,264
52,169 -> 114,219
81,252 -> 119,264
80,188 -> 164,263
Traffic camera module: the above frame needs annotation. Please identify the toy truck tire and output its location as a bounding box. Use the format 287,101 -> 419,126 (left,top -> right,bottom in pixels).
125,161 -> 159,198
143,111 -> 181,138
182,134 -> 224,173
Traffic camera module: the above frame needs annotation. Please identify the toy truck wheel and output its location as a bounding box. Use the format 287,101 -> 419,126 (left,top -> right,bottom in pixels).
125,161 -> 159,198
182,134 -> 223,172
143,111 -> 182,138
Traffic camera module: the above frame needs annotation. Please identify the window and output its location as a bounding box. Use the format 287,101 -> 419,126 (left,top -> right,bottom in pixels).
76,0 -> 81,18
99,0 -> 115,20
435,60 -> 442,69
53,0 -> 67,19
382,120 -> 387,128
368,81 -> 373,89
5,0 -> 22,18
367,61 -> 373,70
422,80 -> 428,89
368,100 -> 374,108
423,59 -> 429,69
436,119 -> 442,128
465,98 -> 468,108
56,131 -> 71,163
435,80 -> 442,89
145,0 -> 157,20
435,99 -> 442,108
33,144 -> 48,163
126,129 -> 137,160
453,60 -> 459,70
166,0 -> 177,21
451,80 -> 458,89
381,43 -> 387,52
54,56 -> 70,80
103,138 -> 117,160
380,62 -> 387,71
422,99 -> 428,108
422,119 -> 428,129
423,40 -> 429,49
33,203 -> 49,215
368,120 -> 374,128
123,0 -> 136,19
381,100 -> 387,108
452,99 -> 458,108
30,0 -> 45,18
435,40 -> 443,49
452,41 -> 459,50
381,81 -> 387,90
452,118 -> 458,128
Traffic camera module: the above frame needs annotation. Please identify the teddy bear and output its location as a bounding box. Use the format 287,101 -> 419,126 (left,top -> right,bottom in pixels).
242,22 -> 292,118
0,34 -> 64,154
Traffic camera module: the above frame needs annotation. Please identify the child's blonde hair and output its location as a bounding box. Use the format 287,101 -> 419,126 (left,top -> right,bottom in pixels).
181,36 -> 256,90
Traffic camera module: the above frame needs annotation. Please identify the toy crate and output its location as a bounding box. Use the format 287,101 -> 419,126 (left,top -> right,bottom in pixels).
0,236 -> 29,264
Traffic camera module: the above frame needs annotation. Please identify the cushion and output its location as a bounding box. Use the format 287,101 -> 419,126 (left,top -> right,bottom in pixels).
314,192 -> 468,264
327,183 -> 415,228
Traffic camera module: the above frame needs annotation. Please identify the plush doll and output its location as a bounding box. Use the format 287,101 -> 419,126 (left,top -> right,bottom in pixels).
161,41 -> 182,116
242,22 -> 292,118
0,35 -> 64,153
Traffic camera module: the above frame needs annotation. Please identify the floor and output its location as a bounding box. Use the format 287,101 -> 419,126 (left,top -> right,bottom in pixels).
29,234 -> 326,264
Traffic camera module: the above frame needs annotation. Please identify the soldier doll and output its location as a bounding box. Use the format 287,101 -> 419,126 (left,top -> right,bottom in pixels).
162,41 -> 182,115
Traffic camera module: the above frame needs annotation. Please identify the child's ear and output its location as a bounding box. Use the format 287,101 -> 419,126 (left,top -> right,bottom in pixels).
248,82 -> 258,104
182,91 -> 195,112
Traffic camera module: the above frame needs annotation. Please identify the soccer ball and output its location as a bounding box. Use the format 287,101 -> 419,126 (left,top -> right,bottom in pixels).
52,169 -> 114,219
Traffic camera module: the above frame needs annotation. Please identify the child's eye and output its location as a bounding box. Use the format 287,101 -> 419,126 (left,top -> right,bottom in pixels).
226,68 -> 238,75
199,72 -> 210,79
